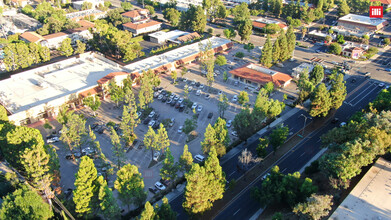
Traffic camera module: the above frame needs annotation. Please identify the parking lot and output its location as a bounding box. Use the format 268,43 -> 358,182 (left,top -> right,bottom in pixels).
33,43 -> 298,209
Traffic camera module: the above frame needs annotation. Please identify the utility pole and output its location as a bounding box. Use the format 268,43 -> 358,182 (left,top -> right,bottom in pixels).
298,114 -> 312,138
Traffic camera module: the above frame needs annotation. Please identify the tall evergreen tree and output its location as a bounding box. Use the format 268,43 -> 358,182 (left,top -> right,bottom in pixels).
73,156 -> 98,217
120,104 -> 139,147
97,176 -> 120,219
260,36 -> 273,67
144,126 -> 158,158
109,80 -> 124,107
237,19 -> 253,42
179,145 -> 193,172
204,146 -> 226,200
59,38 -> 73,57
201,124 -> 217,155
286,26 -> 296,55
329,72 -> 347,110
272,40 -> 281,63
74,40 -> 86,55
114,164 -> 147,209
310,83 -> 331,117
218,94 -> 229,118
110,127 -> 125,169
310,65 -> 324,85
156,123 -> 170,153
338,0 -> 350,16
156,197 -> 177,220
160,147 -> 178,181
140,202 -> 155,220
60,113 -> 86,154
278,31 -> 289,61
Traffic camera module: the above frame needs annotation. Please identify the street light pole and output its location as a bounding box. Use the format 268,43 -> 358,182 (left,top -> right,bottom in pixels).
299,114 -> 312,138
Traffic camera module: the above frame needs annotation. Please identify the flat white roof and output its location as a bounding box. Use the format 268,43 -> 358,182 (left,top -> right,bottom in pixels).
308,30 -> 329,37
293,63 -> 314,73
330,157 -> 391,220
0,54 -> 123,114
255,18 -> 279,24
339,14 -> 386,26
148,30 -> 189,42
124,37 -> 231,74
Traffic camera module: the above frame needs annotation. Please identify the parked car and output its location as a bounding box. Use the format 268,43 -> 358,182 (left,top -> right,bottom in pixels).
155,181 -> 166,190
183,78 -> 188,83
153,113 -> 160,120
205,94 -> 210,100
196,90 -> 201,96
226,120 -> 232,128
46,134 -> 57,140
174,95 -> 180,101
179,104 -> 185,112
232,95 -> 238,102
167,98 -> 173,104
153,151 -> 161,161
148,120 -> 156,127
234,81 -> 239,86
178,126 -> 183,133
178,98 -> 184,104
191,102 -> 198,109
169,94 -> 175,99
170,100 -> 177,106
191,79 -> 196,85
188,86 -> 193,92
143,117 -> 151,124
149,187 -> 159,194
331,118 -> 339,124
194,154 -> 205,163
207,112 -> 213,119
47,137 -> 60,143
262,173 -> 270,180
148,111 -> 155,118
218,90 -> 223,96
175,102 -> 181,109
169,118 -> 175,127
197,105 -> 203,112
152,122 -> 160,129
379,83 -> 385,87
158,94 -> 163,100
231,131 -> 238,137
153,92 -> 160,98
199,84 -> 204,89
196,82 -> 201,87
160,178 -> 172,186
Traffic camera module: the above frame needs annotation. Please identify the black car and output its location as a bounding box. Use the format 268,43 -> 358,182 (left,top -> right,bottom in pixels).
179,104 -> 185,112
149,187 -> 159,194
331,118 -> 339,124
170,100 -> 177,106
143,117 -> 152,124
351,78 -> 357,83
152,122 -> 160,129
98,127 -> 105,134
196,82 -> 201,87
175,102 -> 181,109
160,178 -> 172,186
207,112 -> 213,119
91,123 -> 99,130
153,113 -> 160,120
162,96 -> 167,102
46,134 -> 58,140
65,154 -> 74,160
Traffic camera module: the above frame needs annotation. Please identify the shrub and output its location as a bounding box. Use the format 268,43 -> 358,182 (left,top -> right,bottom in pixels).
235,52 -> 244,58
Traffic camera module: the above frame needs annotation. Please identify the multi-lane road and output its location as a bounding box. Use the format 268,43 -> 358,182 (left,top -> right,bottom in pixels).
169,75 -> 384,219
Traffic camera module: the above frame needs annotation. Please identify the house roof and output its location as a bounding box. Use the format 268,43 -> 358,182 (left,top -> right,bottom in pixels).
79,86 -> 102,98
344,47 -> 365,52
177,32 -> 201,42
20,31 -> 44,43
77,20 -> 95,28
252,18 -> 287,29
371,0 -> 391,5
122,9 -> 149,18
43,32 -> 68,40
97,72 -> 129,84
229,63 -> 292,87
123,20 -> 161,30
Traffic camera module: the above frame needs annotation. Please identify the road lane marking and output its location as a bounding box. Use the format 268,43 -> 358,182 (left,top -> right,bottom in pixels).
282,168 -> 287,173
300,152 -> 305,157
228,171 -> 236,177
347,83 -> 375,104
233,209 -> 241,216
350,86 -> 379,106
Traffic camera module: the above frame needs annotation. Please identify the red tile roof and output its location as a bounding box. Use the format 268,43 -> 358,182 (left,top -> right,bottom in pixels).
371,0 -> 391,4
252,21 -> 287,30
97,72 -> 129,84
123,20 -> 161,30
77,20 -> 95,28
43,32 -> 68,40
229,64 -> 292,87
122,9 -> 149,18
79,86 -> 102,98
20,31 -> 44,43
176,32 -> 201,42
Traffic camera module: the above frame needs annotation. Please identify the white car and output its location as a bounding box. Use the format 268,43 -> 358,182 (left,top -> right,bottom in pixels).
191,102 -> 198,109
205,94 -> 210,100
199,84 -> 204,89
148,120 -> 156,127
183,78 -> 188,83
178,98 -> 184,104
194,154 -> 205,163
191,79 -> 196,85
262,173 -> 270,180
232,95 -> 238,102
226,120 -> 232,128
231,131 -> 238,137
197,105 -> 203,112
47,136 -> 59,143
157,94 -> 163,100
155,181 -> 166,190
174,95 -> 180,101
218,90 -> 223,96
379,83 -> 385,87
196,90 -> 201,96
153,152 -> 161,161
178,126 -> 183,133
189,86 -> 193,92
169,94 -> 175,99
137,111 -> 142,118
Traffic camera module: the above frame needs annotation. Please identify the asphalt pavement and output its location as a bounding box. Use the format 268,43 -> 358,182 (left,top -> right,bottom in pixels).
214,77 -> 383,220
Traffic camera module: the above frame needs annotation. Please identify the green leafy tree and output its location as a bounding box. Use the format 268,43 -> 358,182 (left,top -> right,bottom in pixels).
237,19 -> 253,42
338,0 -> 350,16
82,1 -> 92,10
164,8 -> 181,26
0,105 -> 8,121
120,104 -> 139,147
114,164 -> 147,209
199,40 -> 215,87
223,28 -> 237,40
171,70 -> 178,84
201,124 -> 217,155
214,117 -> 230,148
257,137 -> 269,157
278,31 -> 289,61
59,38 -> 73,57
310,83 -> 331,117
181,67 -> 188,76
329,72 -> 346,110
83,94 -> 101,116
73,156 -> 98,217
232,3 -> 250,24
255,89 -> 285,119
0,186 -> 53,220
297,71 -> 315,103
223,71 -> 228,82
217,4 -> 229,20
108,80 -> 124,106
97,176 -> 120,219
74,40 -> 86,55
260,36 -> 273,68
215,55 -> 227,66
121,2 -> 133,11
183,118 -> 196,134
179,145 -> 193,172
286,26 -> 296,55
293,194 -> 333,220
156,197 -> 177,220
264,82 -> 274,95
204,146 -> 226,200
110,127 -> 125,169
192,5 -> 207,33
144,126 -> 158,158
310,65 -> 324,85
156,123 -> 170,153
269,125 -> 289,152
145,5 -> 155,15
160,147 -> 178,181
329,42 -> 342,55
138,70 -> 155,109
238,91 -> 249,106
60,113 -> 86,154
140,202 -> 155,220
233,108 -> 265,141
265,23 -> 281,34
218,94 -> 229,118
272,40 -> 281,63
337,34 -> 345,44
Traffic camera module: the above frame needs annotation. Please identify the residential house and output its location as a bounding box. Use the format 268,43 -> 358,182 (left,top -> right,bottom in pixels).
229,63 -> 292,88
176,32 -> 201,44
123,20 -> 162,36
148,30 -> 189,44
19,31 -> 45,44
252,18 -> 288,31
66,9 -> 107,21
122,9 -> 150,23
292,63 -> 314,78
342,47 -> 365,59
371,0 -> 391,8
72,0 -> 104,10
41,32 -> 69,49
